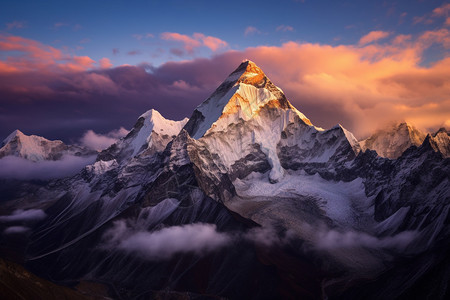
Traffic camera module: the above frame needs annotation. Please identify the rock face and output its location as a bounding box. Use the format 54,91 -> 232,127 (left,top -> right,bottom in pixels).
429,128 -> 450,158
0,130 -> 95,161
0,61 -> 449,300
360,122 -> 426,159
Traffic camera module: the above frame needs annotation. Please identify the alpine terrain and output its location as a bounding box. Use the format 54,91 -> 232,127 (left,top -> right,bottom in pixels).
0,60 -> 449,300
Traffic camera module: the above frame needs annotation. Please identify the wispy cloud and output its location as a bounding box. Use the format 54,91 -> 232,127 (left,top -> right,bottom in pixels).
414,3 -> 450,25
160,32 -> 228,54
276,25 -> 294,32
6,21 -> 26,30
0,209 -> 46,223
314,228 -> 417,252
3,226 -> 30,234
432,3 -> 450,17
0,34 -> 97,72
53,22 -> 69,29
132,33 -> 154,40
127,50 -> 141,56
244,26 -> 261,36
359,31 -> 391,45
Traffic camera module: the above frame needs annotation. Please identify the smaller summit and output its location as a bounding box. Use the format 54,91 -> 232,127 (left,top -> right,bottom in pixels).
360,122 -> 426,159
97,109 -> 188,163
0,130 -> 95,162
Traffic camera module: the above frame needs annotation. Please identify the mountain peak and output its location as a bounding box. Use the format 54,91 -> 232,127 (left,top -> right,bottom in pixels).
184,61 -> 312,139
227,60 -> 266,86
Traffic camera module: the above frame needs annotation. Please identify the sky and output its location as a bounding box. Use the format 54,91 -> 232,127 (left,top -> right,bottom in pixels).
0,0 -> 449,144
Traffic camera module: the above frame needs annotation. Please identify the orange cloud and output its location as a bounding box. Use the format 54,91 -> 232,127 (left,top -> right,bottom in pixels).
161,32 -> 227,53
359,31 -> 391,45
432,3 -> 450,17
0,34 -> 104,73
193,33 -> 228,51
161,32 -> 202,53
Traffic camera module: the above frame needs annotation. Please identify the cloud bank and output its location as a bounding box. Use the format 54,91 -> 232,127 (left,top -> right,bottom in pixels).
0,155 -> 96,180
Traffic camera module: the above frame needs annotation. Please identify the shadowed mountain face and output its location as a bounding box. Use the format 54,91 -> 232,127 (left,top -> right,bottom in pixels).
0,60 -> 449,299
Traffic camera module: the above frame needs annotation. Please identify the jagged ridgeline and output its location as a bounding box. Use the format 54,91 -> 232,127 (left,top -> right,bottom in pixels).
0,61 -> 449,300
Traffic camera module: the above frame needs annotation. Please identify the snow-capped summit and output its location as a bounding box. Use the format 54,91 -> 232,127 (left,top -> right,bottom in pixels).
0,129 -> 94,162
97,109 -> 188,163
184,60 -> 312,140
360,122 -> 426,159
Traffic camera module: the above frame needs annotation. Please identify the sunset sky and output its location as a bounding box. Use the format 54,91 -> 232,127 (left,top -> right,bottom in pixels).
1,0 -> 449,144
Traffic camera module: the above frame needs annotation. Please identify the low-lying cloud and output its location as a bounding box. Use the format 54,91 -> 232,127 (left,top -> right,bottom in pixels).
315,228 -> 418,252
80,127 -> 129,151
0,155 -> 96,180
3,226 -> 30,234
103,222 -> 231,260
0,209 -> 46,223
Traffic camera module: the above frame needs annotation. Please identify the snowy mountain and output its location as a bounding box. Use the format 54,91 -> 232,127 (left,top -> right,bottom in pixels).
0,129 -> 95,162
0,61 -> 449,300
360,122 -> 426,159
97,109 -> 188,163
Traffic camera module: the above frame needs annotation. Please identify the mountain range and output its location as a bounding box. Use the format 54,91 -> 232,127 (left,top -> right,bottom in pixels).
0,60 -> 449,299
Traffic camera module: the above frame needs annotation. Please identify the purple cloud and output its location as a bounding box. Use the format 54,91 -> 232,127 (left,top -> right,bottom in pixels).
80,127 -> 129,151
0,155 -> 96,180
103,222 -> 231,260
0,209 -> 46,223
